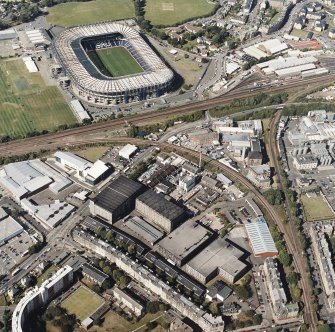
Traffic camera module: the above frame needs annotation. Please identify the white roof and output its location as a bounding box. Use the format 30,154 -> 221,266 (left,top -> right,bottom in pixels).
55,151 -> 92,171
119,144 -> 138,159
21,199 -> 75,229
70,100 -> 90,122
0,216 -> 23,245
245,217 -> 278,256
22,57 -> 38,73
86,160 -> 109,180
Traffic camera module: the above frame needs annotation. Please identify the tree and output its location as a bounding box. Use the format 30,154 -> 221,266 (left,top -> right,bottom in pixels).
235,285 -> 251,300
279,250 -> 291,267
318,322 -> 331,332
209,302 -> 219,316
287,271 -> 298,284
146,301 -> 161,313
127,244 -> 136,255
112,269 -> 122,283
118,275 -> 130,288
146,321 -> 157,330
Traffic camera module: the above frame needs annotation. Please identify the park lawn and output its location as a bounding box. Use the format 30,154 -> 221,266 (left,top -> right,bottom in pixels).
145,0 -> 216,26
88,47 -> 143,77
94,311 -> 164,332
61,286 -> 104,321
301,194 -> 335,222
290,28 -> 308,39
0,59 -> 77,138
75,146 -> 109,162
47,0 -> 134,27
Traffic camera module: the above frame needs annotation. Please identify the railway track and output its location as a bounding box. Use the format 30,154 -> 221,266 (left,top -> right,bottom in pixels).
0,73 -> 334,156
268,112 -> 317,330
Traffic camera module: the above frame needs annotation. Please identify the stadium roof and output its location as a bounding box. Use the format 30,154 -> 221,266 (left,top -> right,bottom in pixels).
54,22 -> 174,95
93,175 -> 144,213
245,217 -> 278,256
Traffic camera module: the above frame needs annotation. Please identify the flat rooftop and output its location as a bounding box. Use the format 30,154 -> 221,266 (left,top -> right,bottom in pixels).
187,238 -> 246,280
136,189 -> 184,221
125,216 -> 164,244
156,221 -> 213,262
0,216 -> 24,245
93,175 -> 144,213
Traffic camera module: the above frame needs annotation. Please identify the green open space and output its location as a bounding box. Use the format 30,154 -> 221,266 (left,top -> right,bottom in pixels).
47,0 -> 134,27
75,146 -> 109,162
290,28 -> 308,39
88,47 -> 143,77
61,286 -> 104,321
301,194 -> 335,222
0,59 -> 77,139
145,0 -> 216,26
93,310 -> 165,332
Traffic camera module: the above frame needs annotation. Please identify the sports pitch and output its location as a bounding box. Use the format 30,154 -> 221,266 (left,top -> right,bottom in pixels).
61,286 -> 104,321
0,59 -> 76,138
145,0 -> 216,26
47,0 -> 134,27
88,47 -> 143,77
301,194 -> 335,222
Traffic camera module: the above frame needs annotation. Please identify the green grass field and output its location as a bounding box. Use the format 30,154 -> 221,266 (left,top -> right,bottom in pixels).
88,47 -> 143,77
145,0 -> 216,26
301,194 -> 335,222
47,0 -> 134,27
0,59 -> 77,138
61,286 -> 104,321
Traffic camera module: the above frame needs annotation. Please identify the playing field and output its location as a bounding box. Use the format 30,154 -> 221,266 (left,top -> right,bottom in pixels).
145,0 -> 216,26
88,47 -> 143,77
301,194 -> 335,222
47,0 -> 134,27
61,286 -> 104,321
0,59 -> 77,138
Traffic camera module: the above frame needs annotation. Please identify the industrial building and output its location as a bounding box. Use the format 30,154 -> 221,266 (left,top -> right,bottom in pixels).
54,151 -> 112,185
135,189 -> 185,233
309,223 -> 335,309
247,165 -> 271,188
185,238 -> 248,284
21,199 -> 76,229
245,217 -> 278,257
124,216 -> 164,245
263,258 -> 299,319
12,265 -> 74,332
119,144 -> 138,160
0,209 -> 24,246
155,220 -> 214,266
243,39 -> 289,60
113,287 -> 144,316
0,159 -> 72,201
90,175 -> 144,223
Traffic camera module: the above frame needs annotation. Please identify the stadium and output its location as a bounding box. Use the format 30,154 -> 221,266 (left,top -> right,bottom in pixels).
53,22 -> 174,105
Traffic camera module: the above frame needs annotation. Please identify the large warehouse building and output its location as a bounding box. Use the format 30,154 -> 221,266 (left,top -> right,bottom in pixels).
155,220 -> 214,266
185,238 -> 248,284
90,175 -> 144,223
135,189 -> 185,233
53,21 -> 174,106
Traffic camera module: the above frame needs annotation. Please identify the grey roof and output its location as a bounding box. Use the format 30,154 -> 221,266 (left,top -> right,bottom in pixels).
136,189 -> 184,221
176,274 -> 205,298
156,221 -> 213,262
81,263 -> 108,283
207,281 -> 232,300
125,216 -> 164,244
93,175 -> 144,213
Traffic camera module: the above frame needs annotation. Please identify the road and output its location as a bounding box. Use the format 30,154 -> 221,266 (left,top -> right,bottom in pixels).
268,111 -> 318,331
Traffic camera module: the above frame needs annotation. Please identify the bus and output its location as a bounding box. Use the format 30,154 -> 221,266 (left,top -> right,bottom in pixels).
11,268 -> 21,277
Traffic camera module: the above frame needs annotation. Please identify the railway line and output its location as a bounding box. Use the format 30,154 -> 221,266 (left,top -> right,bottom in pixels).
0,73 -> 335,156
268,112 -> 318,331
